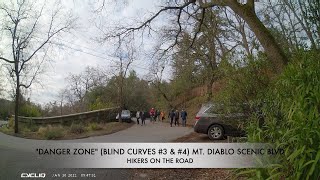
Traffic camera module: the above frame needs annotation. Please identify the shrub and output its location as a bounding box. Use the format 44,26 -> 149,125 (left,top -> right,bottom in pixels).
38,125 -> 64,140
243,51 -> 320,179
70,123 -> 86,134
8,117 -> 14,128
88,122 -> 103,131
38,126 -> 47,135
28,124 -> 39,132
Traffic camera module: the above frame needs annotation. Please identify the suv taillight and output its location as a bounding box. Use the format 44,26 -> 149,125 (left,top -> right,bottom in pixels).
195,116 -> 200,121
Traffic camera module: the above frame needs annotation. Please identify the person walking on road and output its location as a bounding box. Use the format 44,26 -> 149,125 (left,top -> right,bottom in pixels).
156,109 -> 160,121
181,109 -> 188,127
154,109 -> 157,122
160,111 -> 165,122
150,108 -> 156,123
174,109 -> 180,126
140,111 -> 146,126
169,109 -> 175,127
136,111 -> 140,125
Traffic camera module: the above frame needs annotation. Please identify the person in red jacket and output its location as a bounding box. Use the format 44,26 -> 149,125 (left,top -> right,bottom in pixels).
149,108 -> 155,123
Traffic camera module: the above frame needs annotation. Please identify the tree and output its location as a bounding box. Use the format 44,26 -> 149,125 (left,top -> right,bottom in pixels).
169,8 -> 236,100
146,59 -> 174,108
283,0 -> 319,50
98,0 -> 288,73
0,0 -> 75,133
65,66 -> 108,112
57,89 -> 68,115
114,39 -> 135,123
223,8 -> 259,58
260,0 -> 319,53
121,70 -> 151,111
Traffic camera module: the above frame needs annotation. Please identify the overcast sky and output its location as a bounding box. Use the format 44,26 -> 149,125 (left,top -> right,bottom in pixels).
0,0 -> 170,105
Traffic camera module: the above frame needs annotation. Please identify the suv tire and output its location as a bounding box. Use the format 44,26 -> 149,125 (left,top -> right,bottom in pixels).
208,124 -> 224,140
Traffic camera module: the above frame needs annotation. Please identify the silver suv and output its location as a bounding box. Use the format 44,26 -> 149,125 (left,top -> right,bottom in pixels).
116,110 -> 132,123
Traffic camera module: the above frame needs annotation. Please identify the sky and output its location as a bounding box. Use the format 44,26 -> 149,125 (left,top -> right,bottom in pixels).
0,0 -> 170,105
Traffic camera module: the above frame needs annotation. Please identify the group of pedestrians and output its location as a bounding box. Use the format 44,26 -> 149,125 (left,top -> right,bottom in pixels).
135,108 -> 161,126
135,108 -> 188,127
168,109 -> 188,127
135,111 -> 146,126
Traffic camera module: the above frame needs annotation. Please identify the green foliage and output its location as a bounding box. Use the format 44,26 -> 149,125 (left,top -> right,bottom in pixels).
123,70 -> 152,110
170,34 -> 203,96
89,97 -> 113,111
69,123 -> 86,134
20,103 -> 42,117
215,54 -> 273,107
244,50 -> 320,179
86,70 -> 152,111
0,99 -> 13,119
38,125 -> 64,140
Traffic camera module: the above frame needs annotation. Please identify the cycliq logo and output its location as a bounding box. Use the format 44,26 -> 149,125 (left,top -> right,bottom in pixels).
21,173 -> 46,178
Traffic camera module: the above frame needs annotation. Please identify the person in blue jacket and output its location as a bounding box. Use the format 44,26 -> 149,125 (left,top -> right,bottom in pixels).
181,109 -> 188,127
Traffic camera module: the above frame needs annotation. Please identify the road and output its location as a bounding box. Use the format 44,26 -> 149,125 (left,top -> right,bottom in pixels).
0,119 -> 193,180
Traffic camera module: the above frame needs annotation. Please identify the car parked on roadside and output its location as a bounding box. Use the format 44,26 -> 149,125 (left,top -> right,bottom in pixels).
194,103 -> 248,140
116,110 -> 132,123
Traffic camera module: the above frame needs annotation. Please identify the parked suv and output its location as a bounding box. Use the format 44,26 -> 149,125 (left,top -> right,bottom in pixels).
116,110 -> 132,123
194,103 -> 247,140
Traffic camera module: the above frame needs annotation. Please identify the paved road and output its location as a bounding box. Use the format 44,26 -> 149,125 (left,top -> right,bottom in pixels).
0,119 -> 192,150
0,119 -> 193,180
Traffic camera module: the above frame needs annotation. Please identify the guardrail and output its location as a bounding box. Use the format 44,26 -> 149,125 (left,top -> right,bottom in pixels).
15,107 -> 120,125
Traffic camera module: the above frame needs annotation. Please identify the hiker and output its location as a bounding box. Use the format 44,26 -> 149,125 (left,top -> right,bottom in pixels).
154,109 -> 158,122
136,111 -> 140,125
149,108 -> 155,123
160,111 -> 165,122
169,109 -> 175,127
140,111 -> 146,126
174,109 -> 180,126
181,109 -> 188,127
157,110 -> 161,121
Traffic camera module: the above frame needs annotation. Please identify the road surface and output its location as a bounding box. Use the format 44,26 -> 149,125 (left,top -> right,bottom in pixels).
0,119 -> 193,180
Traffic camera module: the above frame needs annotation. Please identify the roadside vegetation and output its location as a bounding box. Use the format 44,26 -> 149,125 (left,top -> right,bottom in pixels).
0,117 -> 133,140
241,51 -> 320,179
0,0 -> 319,179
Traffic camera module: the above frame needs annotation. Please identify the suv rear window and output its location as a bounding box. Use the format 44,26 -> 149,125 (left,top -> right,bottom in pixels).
203,104 -> 243,114
204,105 -> 224,114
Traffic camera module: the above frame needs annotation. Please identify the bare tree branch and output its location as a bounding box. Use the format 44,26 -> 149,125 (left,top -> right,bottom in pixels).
190,8 -> 206,48
104,0 -> 196,40
0,57 -> 14,63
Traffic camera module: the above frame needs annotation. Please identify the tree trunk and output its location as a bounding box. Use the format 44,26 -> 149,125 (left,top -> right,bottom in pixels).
60,101 -> 63,115
118,75 -> 123,123
14,68 -> 19,133
207,77 -> 215,101
229,3 -> 288,72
